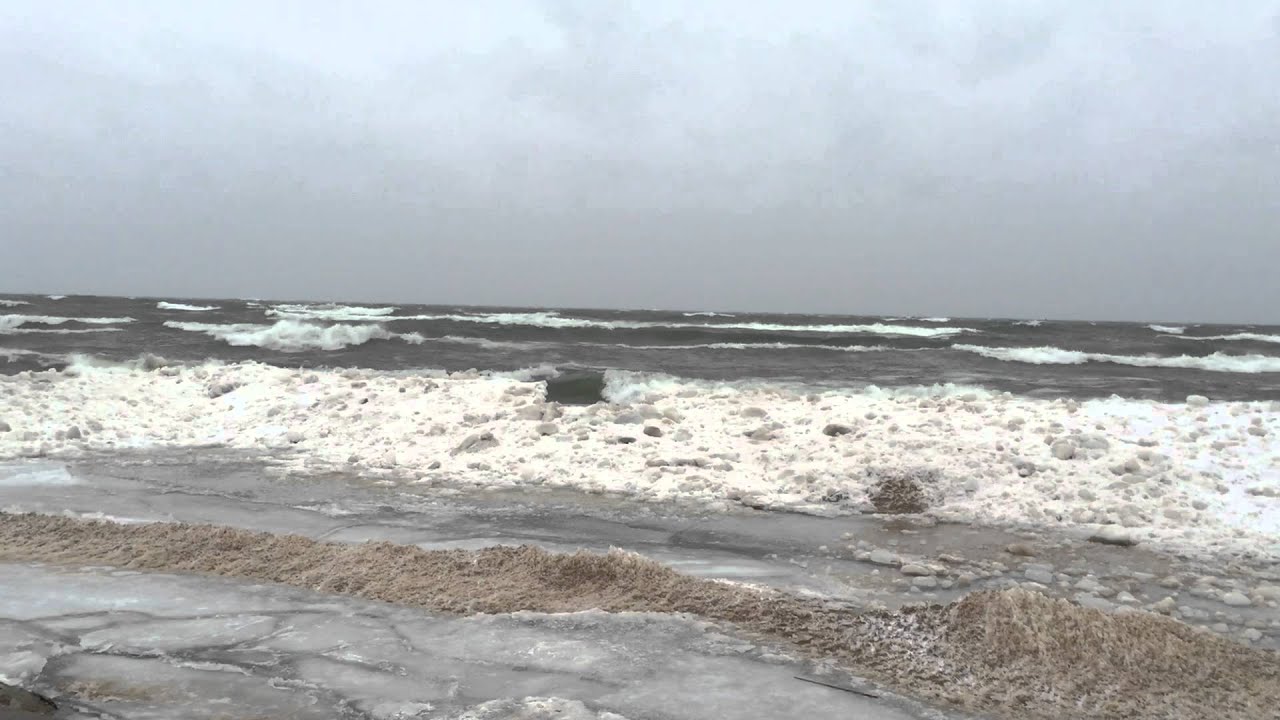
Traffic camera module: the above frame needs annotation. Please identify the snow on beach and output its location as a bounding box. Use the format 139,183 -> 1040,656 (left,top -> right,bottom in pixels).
0,360 -> 1276,560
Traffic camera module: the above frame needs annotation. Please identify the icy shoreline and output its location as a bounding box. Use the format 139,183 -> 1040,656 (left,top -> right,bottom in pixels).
2,514 -> 1277,720
0,359 -> 1276,561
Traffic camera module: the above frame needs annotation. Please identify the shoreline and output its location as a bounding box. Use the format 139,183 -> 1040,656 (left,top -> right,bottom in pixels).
1,360 -> 1277,563
2,512 -> 1277,720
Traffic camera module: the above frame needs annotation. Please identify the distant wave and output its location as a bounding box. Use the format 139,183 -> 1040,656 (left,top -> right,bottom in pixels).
157,301 -> 219,312
0,348 -> 64,363
624,342 -> 890,352
46,295 -> 67,300
165,320 -> 423,351
435,335 -> 558,350
1012,319 -> 1043,327
378,311 -> 976,338
919,317 -> 951,322
682,311 -> 735,318
1178,332 -> 1280,345
953,344 -> 1280,373
1148,324 -> 1186,334
429,337 -> 889,353
0,299 -> 29,307
268,304 -> 397,320
0,315 -> 134,334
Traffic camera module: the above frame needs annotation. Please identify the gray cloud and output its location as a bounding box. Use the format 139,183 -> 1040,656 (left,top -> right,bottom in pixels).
2,0 -> 1278,321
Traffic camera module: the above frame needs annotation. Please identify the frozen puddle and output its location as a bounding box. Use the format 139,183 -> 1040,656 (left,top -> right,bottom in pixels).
0,462 -> 78,487
0,563 -> 932,720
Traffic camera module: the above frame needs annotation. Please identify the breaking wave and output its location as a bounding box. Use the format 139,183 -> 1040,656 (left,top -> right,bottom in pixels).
164,320 -> 424,352
157,301 -> 219,312
0,315 -> 134,334
1148,324 -> 1186,334
954,344 -> 1280,373
681,311 -> 735,317
267,304 -> 398,320
1182,332 -> 1280,345
1012,319 -> 1043,327
0,299 -> 29,307
622,342 -> 890,352
383,311 -> 974,337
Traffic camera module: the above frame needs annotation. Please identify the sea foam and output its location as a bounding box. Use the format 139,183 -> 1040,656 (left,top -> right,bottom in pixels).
1,360 -> 1275,561
157,301 -> 219,312
267,304 -> 398,320
953,344 -> 1280,373
0,315 -> 134,334
165,320 -> 422,351
382,311 -> 976,337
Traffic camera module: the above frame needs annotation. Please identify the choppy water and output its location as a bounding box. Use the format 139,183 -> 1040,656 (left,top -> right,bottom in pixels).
3,293 -> 1279,400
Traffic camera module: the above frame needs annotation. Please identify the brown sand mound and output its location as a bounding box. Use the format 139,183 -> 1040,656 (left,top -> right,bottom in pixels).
868,469 -> 930,514
1,513 -> 1276,720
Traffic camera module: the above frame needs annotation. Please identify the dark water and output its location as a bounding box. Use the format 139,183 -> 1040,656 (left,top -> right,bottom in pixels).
3,293 -> 1280,400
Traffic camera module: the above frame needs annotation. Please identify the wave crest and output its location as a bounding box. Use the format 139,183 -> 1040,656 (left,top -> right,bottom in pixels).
0,315 -> 134,334
157,302 -> 219,312
267,304 -> 398,320
396,311 -> 975,337
954,344 -> 1280,373
164,320 -> 422,352
1183,332 -> 1280,345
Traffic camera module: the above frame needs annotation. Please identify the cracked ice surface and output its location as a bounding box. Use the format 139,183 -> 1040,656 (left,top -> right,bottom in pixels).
0,563 -> 932,720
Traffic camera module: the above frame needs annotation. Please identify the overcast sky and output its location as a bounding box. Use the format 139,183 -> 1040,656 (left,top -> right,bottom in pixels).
2,1 -> 1278,322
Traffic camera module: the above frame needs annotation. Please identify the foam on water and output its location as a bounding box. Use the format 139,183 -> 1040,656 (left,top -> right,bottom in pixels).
0,315 -> 135,333
1185,333 -> 1280,345
623,342 -> 891,352
1148,324 -> 1186,334
156,301 -> 219,311
165,320 -> 423,351
390,311 -> 977,337
0,299 -> 29,307
1012,319 -> 1043,326
953,344 -> 1280,373
0,348 -> 60,363
268,303 -> 398,319
2,360 -> 1273,560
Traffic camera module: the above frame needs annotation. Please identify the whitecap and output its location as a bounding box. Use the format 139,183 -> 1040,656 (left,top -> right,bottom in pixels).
157,301 -> 219,312
0,315 -> 134,334
953,344 -> 1280,373
1148,324 -> 1186,334
1179,332 -> 1280,345
267,304 -> 397,320
164,320 -> 421,351
0,299 -> 29,307
386,311 -> 976,337
622,342 -> 889,352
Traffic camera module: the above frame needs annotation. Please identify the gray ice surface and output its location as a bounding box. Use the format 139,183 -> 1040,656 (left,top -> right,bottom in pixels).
0,563 -> 934,720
